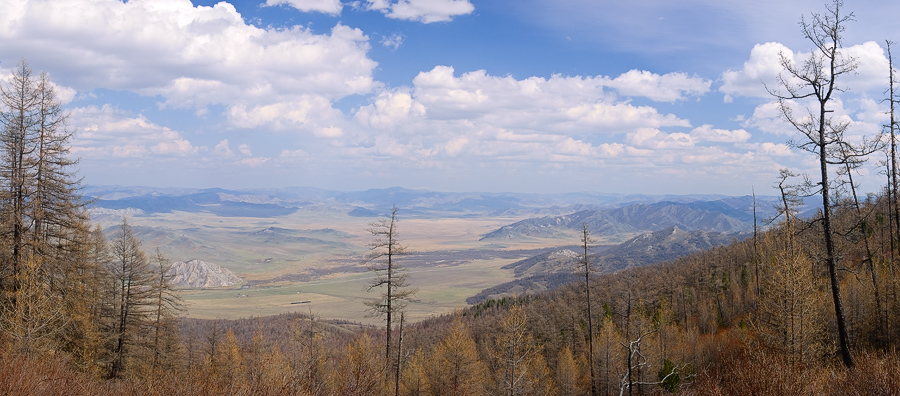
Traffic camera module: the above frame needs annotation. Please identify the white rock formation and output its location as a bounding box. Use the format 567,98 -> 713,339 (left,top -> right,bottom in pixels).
168,259 -> 242,288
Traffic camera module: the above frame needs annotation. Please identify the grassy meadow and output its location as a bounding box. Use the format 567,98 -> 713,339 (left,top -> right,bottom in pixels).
95,208 -> 574,323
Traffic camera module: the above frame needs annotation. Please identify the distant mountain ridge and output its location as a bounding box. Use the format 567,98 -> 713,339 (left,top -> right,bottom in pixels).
468,226 -> 746,304
480,200 -> 758,241
85,185 -> 801,220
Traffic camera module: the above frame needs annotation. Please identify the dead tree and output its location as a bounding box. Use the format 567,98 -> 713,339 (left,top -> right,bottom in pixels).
365,206 -> 416,389
767,0 -> 879,367
580,223 -> 598,396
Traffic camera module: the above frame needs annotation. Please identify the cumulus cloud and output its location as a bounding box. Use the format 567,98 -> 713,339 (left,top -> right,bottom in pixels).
690,125 -> 751,143
720,42 -> 792,102
152,138 -> 197,155
721,41 -> 892,102
226,96 -> 345,132
754,142 -> 793,157
69,105 -> 202,158
0,64 -> 77,104
408,66 -> 691,132
264,0 -> 343,15
214,139 -> 235,158
366,0 -> 474,23
601,70 -> 710,102
0,0 -> 376,129
627,128 -> 696,149
354,89 -> 426,128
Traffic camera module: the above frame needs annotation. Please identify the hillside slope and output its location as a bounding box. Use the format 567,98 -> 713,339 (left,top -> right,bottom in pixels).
480,200 -> 753,241
468,226 -> 746,303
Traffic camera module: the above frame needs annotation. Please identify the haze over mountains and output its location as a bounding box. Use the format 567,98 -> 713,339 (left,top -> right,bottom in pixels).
467,225 -> 745,303
86,185 -> 813,222
84,185 -> 816,317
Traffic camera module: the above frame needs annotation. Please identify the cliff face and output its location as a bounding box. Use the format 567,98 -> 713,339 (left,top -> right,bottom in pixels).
168,259 -> 243,288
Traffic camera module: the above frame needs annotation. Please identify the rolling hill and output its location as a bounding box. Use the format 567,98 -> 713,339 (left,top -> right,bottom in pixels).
467,226 -> 748,303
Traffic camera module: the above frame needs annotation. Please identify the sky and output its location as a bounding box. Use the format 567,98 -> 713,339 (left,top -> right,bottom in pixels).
0,0 -> 899,196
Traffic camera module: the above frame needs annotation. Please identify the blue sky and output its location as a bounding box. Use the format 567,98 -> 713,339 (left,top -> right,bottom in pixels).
1,0 -> 898,195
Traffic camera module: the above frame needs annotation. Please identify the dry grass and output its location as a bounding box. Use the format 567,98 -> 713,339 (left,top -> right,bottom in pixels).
683,332 -> 900,396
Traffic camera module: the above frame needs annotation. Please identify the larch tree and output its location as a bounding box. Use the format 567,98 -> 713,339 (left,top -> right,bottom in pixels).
0,59 -> 91,358
768,0 -> 876,367
556,345 -> 588,396
107,218 -> 155,378
428,319 -> 487,396
492,304 -> 538,396
365,206 -> 416,389
759,231 -> 824,366
333,332 -> 386,396
149,248 -> 183,371
0,59 -> 37,296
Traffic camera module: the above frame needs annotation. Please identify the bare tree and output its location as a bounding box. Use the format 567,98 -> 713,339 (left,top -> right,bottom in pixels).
580,223 -> 598,396
365,206 -> 416,389
767,0 -> 878,367
884,40 -> 900,347
0,59 -> 38,297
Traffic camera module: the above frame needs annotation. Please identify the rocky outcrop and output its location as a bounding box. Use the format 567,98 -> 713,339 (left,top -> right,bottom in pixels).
168,259 -> 242,288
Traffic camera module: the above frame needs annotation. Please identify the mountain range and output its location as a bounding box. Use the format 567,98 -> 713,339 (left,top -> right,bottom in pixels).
467,226 -> 747,304
85,185 -> 813,221
480,199 -> 760,241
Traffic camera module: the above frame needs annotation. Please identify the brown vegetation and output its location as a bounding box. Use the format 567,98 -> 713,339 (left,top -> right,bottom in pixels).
4,2 -> 900,394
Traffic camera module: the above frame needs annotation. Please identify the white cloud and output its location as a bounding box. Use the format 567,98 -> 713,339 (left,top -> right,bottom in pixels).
214,139 -> 235,158
627,128 -> 696,149
720,42 -> 792,102
721,41 -> 892,102
69,105 -> 202,158
238,157 -> 270,167
690,125 -> 751,143
265,0 -> 343,15
279,149 -> 308,160
845,41 -> 892,91
226,96 -> 345,132
441,136 -> 468,156
151,138 -> 197,155
0,0 -> 376,129
366,0 -> 474,23
380,33 -> 404,50
408,66 -> 690,132
855,97 -> 889,124
755,142 -> 793,157
316,126 -> 344,138
601,70 -> 711,102
354,89 -> 426,128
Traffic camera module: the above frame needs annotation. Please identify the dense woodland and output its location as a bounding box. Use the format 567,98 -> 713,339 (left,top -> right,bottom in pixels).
5,1 -> 900,394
